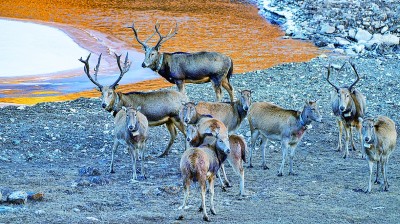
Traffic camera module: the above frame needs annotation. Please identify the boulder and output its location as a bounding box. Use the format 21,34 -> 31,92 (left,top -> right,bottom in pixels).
348,28 -> 356,39
8,191 -> 28,204
335,37 -> 351,46
355,29 -> 372,42
320,24 -> 336,34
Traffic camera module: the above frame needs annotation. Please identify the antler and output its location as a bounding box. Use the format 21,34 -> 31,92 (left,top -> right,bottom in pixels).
110,52 -> 131,89
348,62 -> 360,90
79,53 -> 103,90
326,64 -> 339,91
128,21 -> 157,49
154,22 -> 178,50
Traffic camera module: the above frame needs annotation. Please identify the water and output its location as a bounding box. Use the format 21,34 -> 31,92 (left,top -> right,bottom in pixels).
0,0 -> 322,105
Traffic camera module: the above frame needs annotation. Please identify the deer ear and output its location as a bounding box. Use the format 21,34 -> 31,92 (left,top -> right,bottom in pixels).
122,106 -> 127,112
136,106 -> 142,111
96,87 -> 102,92
113,84 -> 119,90
358,117 -> 363,123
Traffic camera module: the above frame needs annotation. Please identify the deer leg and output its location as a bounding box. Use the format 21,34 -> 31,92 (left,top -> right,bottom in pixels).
177,177 -> 191,220
175,80 -> 186,95
374,161 -> 380,184
220,163 -> 231,188
109,139 -> 119,173
231,156 -> 245,196
382,159 -> 389,191
248,129 -> 260,168
200,180 -> 209,221
209,176 -> 217,215
140,142 -> 146,179
128,146 -> 138,180
221,78 -> 234,102
278,140 -> 289,176
159,120 -> 177,157
343,126 -> 350,159
350,127 -> 357,151
336,119 -> 343,152
260,136 -> 269,170
288,144 -> 298,176
365,160 -> 373,193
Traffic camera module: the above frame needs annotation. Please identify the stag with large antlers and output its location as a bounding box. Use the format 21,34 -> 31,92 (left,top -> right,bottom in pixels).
129,21 -> 235,102
79,53 -> 187,158
327,62 -> 367,159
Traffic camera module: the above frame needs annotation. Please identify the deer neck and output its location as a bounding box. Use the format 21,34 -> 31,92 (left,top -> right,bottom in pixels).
155,53 -> 164,72
235,101 -> 247,122
112,93 -> 122,112
298,111 -> 310,130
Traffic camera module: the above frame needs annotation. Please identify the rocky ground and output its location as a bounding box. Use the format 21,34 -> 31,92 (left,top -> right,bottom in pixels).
258,0 -> 400,57
1,55 -> 400,223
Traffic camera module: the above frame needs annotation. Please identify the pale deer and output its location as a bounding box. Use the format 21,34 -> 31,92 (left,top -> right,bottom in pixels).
79,53 -> 187,157
181,90 -> 252,134
129,21 -> 234,102
248,100 -> 322,176
327,62 -> 367,159
112,106 -> 148,180
360,116 -> 397,193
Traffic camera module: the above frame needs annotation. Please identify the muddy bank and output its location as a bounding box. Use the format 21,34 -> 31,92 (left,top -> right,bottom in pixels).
0,56 -> 399,223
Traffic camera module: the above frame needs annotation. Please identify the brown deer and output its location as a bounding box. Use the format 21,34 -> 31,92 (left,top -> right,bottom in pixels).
129,21 -> 234,102
247,100 -> 322,176
360,116 -> 397,193
112,106 -> 148,180
178,130 -> 230,222
181,90 -> 252,134
327,62 -> 367,159
79,53 -> 187,158
186,125 -> 247,196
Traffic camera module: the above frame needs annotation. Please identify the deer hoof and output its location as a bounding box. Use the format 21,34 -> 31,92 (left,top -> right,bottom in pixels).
224,181 -> 232,188
158,152 -> 168,158
277,172 -> 283,177
221,186 -> 227,192
374,180 -> 381,185
210,208 -> 217,215
247,164 -> 254,168
177,215 -> 184,220
289,172 -> 298,176
262,165 -> 269,170
198,206 -> 203,212
203,215 -> 210,222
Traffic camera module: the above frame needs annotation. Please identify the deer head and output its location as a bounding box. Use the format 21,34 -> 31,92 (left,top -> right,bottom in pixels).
129,21 -> 178,70
326,62 -> 360,113
79,52 -> 131,112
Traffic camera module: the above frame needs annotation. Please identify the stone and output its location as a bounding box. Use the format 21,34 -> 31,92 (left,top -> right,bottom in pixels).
381,26 -> 389,34
381,34 -> 399,46
320,24 -> 336,34
353,44 -> 365,53
348,28 -> 356,39
355,29 -> 372,42
8,191 -> 28,204
335,37 -> 351,46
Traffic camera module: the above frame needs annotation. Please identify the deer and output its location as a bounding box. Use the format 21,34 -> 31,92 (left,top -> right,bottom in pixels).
79,53 -> 187,158
360,115 -> 397,193
247,100 -> 322,176
178,129 -> 231,222
129,21 -> 235,102
112,106 -> 148,180
181,90 -> 252,134
186,125 -> 247,196
327,62 -> 367,159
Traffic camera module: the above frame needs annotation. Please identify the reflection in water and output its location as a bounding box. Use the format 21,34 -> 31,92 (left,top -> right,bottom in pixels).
0,0 -> 322,105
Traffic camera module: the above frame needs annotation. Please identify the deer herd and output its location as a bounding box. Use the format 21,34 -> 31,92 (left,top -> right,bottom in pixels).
78,21 -> 397,221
